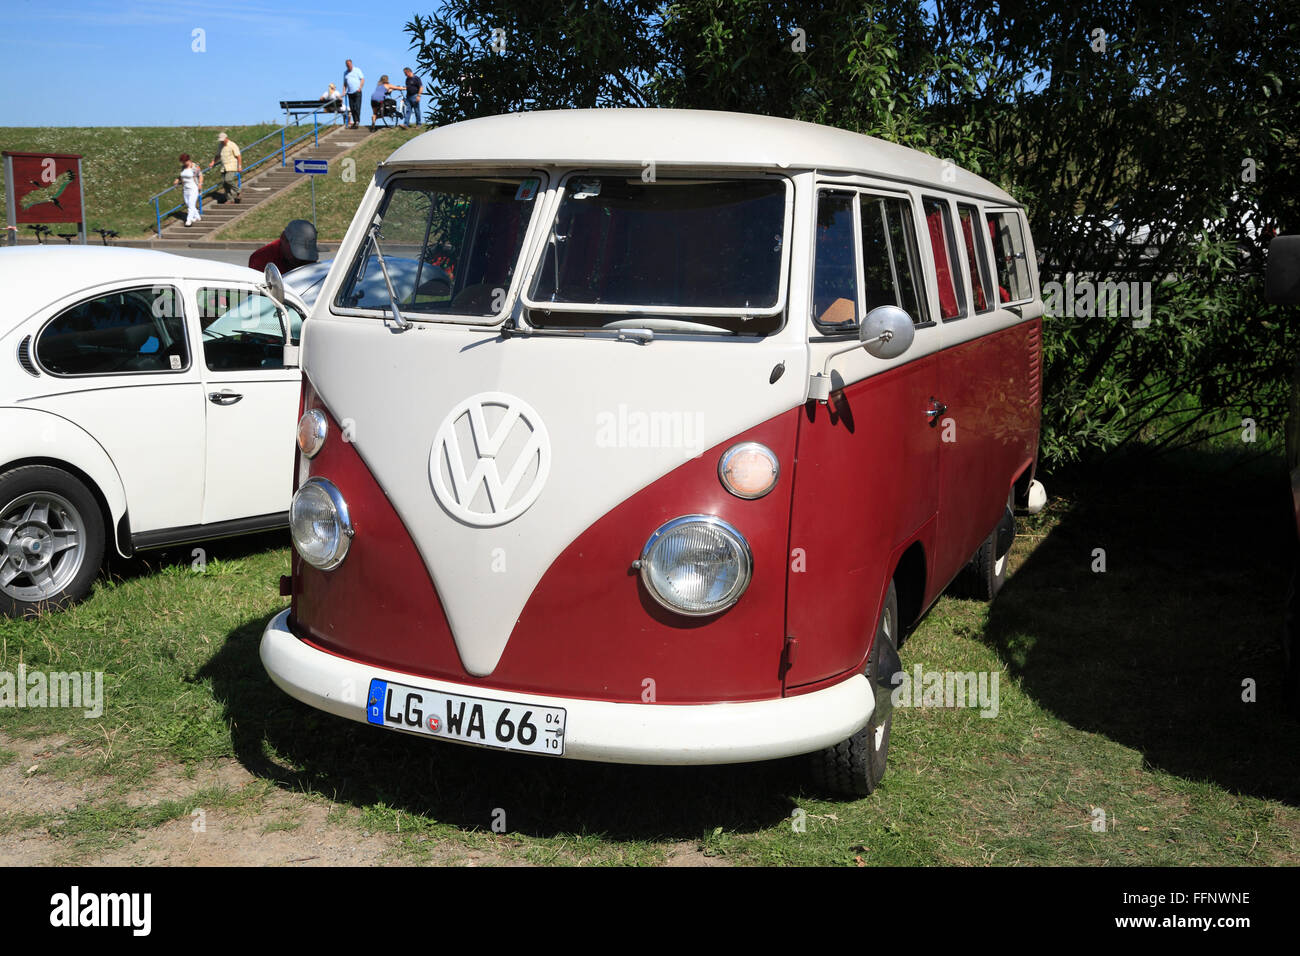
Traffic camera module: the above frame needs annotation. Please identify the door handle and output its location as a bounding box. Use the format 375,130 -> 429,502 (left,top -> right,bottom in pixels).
208,390 -> 243,406
926,398 -> 947,425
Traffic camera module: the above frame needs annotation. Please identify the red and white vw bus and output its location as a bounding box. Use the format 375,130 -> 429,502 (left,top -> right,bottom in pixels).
260,109 -> 1046,796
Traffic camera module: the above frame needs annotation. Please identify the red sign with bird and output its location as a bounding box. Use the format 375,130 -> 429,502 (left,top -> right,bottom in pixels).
4,152 -> 84,224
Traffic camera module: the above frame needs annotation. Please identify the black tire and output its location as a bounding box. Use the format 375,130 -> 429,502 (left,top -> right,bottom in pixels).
0,465 -> 105,618
809,580 -> 901,797
951,496 -> 1013,602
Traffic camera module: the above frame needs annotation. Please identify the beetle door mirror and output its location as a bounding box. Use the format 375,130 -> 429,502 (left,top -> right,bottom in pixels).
263,263 -> 286,306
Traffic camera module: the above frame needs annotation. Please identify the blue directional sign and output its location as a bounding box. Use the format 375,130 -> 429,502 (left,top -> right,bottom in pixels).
294,158 -> 328,175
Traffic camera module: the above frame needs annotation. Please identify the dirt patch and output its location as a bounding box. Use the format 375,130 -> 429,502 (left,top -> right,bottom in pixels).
0,734 -> 93,814
0,734 -> 542,866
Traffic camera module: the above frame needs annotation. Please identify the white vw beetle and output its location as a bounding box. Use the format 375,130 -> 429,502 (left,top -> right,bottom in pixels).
0,246 -> 307,616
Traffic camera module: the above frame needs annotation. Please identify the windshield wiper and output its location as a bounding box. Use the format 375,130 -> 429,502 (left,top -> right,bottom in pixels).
368,214 -> 410,330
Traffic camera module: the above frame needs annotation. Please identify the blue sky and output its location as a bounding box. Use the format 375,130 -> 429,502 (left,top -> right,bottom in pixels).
0,0 -> 431,126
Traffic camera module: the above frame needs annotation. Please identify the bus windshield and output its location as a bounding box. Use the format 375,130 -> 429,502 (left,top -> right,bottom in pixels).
335,175 -> 542,320
524,175 -> 788,333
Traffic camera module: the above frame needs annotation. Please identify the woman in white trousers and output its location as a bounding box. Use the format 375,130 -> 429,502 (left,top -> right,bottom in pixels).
174,154 -> 203,226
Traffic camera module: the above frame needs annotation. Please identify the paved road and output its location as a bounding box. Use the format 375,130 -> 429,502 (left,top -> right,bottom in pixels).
167,247 -> 255,268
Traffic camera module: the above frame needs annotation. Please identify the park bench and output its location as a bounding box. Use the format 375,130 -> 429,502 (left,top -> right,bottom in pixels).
279,99 -> 343,125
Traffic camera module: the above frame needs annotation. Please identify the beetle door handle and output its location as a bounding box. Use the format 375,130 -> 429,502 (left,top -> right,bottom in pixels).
209,390 -> 243,406
926,398 -> 947,425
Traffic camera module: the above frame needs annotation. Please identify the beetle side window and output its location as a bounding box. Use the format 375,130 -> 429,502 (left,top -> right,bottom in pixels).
923,198 -> 965,320
863,196 -> 930,325
197,287 -> 289,371
37,285 -> 189,376
957,203 -> 994,313
812,191 -> 859,332
986,210 -> 1032,303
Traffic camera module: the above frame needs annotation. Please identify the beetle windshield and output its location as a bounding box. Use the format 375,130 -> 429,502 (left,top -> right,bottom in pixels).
524,176 -> 788,332
335,175 -> 542,319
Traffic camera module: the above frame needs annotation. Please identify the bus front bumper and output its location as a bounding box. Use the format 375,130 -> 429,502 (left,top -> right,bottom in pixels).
260,609 -> 873,766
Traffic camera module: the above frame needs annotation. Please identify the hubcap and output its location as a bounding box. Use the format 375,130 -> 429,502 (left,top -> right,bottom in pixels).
0,492 -> 86,603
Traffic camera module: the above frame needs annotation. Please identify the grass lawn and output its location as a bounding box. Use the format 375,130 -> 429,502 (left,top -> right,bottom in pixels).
1,455 -> 1297,865
215,126 -> 426,241
0,124 -> 321,238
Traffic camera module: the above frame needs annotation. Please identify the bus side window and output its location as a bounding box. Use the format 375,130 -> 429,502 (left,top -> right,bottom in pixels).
813,191 -> 859,332
923,197 -> 965,320
957,203 -> 994,313
986,210 -> 1032,303
862,196 -> 930,325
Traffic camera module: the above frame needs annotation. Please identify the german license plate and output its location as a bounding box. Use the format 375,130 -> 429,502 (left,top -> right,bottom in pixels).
366,679 -> 565,756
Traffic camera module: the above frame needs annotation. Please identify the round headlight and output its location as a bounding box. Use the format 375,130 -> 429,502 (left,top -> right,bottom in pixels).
297,409 -> 328,458
290,477 -> 353,570
718,442 -> 779,499
637,516 -> 752,616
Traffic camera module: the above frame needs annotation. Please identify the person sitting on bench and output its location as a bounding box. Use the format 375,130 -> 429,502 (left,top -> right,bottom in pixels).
320,83 -> 343,113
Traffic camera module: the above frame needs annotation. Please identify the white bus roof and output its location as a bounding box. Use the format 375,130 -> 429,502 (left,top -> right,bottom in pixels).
382,109 -> 1019,206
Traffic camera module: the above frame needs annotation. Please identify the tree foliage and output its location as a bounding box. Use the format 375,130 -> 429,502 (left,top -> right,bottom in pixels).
405,0 -> 1300,465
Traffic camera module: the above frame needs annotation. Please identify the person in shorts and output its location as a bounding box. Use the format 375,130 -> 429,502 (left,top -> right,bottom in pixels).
207,132 -> 241,204
370,74 -> 403,130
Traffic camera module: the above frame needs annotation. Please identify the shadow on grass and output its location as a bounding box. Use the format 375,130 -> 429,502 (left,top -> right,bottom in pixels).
199,614 -> 800,840
984,452 -> 1300,805
100,530 -> 290,588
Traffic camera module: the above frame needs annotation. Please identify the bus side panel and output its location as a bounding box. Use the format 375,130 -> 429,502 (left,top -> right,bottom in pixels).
783,354 -> 941,689
932,319 -> 1042,591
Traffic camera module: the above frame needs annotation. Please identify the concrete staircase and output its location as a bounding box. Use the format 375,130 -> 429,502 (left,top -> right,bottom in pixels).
161,125 -> 371,238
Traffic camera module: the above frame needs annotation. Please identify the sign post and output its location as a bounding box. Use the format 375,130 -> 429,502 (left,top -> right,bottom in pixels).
3,151 -> 87,245
293,158 -> 328,234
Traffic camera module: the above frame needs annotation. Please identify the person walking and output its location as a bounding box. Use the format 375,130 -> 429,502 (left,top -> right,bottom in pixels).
342,59 -> 365,130
173,154 -> 203,227
207,132 -> 242,204
401,67 -> 424,129
369,74 -> 403,131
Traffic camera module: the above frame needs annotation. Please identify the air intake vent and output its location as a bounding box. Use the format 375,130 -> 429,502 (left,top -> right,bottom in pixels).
16,335 -> 39,377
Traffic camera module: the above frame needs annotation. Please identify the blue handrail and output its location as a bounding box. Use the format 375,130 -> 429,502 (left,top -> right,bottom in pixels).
149,113 -> 328,234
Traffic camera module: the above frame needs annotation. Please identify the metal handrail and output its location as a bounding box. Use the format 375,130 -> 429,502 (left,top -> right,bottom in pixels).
150,113 -> 329,234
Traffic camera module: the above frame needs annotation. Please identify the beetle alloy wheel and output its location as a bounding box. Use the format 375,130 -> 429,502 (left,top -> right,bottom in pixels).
0,492 -> 88,604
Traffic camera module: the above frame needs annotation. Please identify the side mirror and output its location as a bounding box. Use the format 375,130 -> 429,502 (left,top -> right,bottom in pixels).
859,305 -> 915,359
263,263 -> 286,306
1266,235 -> 1300,305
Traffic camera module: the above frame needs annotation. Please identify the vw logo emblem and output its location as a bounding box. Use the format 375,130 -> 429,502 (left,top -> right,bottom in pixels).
430,392 -> 551,527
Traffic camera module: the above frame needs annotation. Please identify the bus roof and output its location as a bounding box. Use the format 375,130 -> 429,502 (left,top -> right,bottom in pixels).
381,109 -> 1018,206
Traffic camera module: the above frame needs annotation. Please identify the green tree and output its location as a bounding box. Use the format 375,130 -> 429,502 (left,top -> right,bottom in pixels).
405,1 -> 663,124
404,0 -> 1300,463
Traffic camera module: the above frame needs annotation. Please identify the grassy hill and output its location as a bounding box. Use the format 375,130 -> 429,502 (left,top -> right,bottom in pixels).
215,126 -> 426,241
0,125 -> 311,238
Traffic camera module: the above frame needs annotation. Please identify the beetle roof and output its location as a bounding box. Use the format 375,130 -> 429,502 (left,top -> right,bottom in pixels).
381,109 -> 1018,205
0,246 -> 265,329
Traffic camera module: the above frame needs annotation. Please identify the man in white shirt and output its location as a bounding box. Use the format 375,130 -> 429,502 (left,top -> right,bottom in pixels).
342,59 -> 365,130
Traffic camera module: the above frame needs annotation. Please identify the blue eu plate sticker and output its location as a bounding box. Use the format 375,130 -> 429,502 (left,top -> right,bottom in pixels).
366,679 -> 387,725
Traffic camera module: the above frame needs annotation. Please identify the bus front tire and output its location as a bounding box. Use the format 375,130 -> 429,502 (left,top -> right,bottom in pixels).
808,580 -> 900,798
